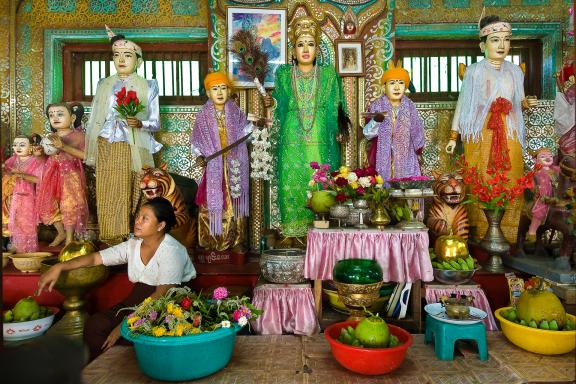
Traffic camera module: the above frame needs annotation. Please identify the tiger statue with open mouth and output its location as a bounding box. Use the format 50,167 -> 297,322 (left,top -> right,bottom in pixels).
138,165 -> 196,249
426,171 -> 469,241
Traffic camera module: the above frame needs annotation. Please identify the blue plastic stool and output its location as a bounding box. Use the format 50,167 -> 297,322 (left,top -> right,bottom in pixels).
424,314 -> 488,361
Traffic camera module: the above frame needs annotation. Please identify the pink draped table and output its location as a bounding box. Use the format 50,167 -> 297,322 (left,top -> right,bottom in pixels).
251,283 -> 320,336
424,283 -> 498,331
305,227 -> 433,318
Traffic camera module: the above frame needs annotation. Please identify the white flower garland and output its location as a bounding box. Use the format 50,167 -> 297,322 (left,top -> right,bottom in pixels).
250,125 -> 274,180
229,158 -> 242,199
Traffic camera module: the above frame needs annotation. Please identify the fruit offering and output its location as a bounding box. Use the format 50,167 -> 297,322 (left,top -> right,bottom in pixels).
337,315 -> 403,348
430,250 -> 477,271
501,278 -> 571,331
3,296 -> 53,323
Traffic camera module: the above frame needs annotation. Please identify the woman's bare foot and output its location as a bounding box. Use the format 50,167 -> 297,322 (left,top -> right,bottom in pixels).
49,233 -> 66,247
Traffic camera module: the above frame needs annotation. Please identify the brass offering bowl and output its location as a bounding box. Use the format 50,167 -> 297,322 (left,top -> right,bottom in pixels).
334,281 -> 384,321
441,296 -> 473,320
40,259 -> 108,341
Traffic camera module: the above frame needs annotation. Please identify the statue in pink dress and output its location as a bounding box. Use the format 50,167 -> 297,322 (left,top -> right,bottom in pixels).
525,148 -> 560,244
37,102 -> 89,247
2,135 -> 45,252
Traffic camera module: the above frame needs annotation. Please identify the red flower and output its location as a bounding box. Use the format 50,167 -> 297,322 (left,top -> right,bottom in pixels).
336,192 -> 347,202
180,297 -> 192,310
335,177 -> 348,187
192,312 -> 202,327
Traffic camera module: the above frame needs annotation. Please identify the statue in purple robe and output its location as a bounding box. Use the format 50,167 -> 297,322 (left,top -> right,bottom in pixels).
364,61 -> 425,182
190,72 -> 252,252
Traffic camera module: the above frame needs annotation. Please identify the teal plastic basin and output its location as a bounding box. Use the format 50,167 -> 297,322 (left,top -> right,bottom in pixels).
120,320 -> 240,381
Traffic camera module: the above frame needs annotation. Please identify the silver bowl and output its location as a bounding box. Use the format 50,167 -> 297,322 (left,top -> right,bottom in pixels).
433,268 -> 478,285
260,249 -> 306,284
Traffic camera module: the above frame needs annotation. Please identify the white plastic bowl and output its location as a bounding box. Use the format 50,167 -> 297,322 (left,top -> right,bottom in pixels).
3,307 -> 59,341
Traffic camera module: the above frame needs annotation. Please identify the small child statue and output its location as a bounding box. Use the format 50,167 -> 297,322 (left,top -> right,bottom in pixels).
2,135 -> 45,252
364,61 -> 425,181
526,148 -> 560,244
36,102 -> 89,247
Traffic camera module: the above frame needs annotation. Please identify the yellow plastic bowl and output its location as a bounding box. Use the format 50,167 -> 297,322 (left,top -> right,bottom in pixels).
495,307 -> 576,355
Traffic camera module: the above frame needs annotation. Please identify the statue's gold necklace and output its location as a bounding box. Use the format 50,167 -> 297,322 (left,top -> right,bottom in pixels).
291,65 -> 319,141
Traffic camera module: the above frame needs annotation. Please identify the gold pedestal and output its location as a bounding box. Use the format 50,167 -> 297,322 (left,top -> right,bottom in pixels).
334,281 -> 383,321
41,260 -> 108,342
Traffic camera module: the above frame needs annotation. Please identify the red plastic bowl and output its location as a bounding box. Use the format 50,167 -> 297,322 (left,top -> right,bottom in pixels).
324,320 -> 413,375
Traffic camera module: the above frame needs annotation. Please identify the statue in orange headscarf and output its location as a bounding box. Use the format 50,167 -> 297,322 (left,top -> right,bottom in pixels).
364,61 -> 425,181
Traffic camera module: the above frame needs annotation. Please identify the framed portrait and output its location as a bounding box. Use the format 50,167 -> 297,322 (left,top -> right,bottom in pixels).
335,39 -> 364,77
227,7 -> 287,88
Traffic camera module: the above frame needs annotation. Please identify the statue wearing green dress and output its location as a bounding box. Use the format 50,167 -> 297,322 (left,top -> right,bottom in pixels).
264,16 -> 347,240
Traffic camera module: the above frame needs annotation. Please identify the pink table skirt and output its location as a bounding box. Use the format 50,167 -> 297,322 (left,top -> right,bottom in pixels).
305,228 -> 433,283
251,284 -> 320,336
424,285 -> 498,331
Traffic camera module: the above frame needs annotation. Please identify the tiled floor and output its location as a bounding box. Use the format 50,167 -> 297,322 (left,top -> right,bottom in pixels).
82,332 -> 576,384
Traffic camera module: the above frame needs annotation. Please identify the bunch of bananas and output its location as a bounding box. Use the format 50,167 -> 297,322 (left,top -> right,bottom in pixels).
390,203 -> 412,222
431,255 -> 476,270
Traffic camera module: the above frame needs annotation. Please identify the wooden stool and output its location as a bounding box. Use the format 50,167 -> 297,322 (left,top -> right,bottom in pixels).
424,314 -> 488,361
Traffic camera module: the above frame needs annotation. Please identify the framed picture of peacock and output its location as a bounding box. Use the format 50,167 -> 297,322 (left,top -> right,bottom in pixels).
227,6 -> 287,88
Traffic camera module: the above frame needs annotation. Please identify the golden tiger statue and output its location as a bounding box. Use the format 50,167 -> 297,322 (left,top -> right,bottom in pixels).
138,165 -> 197,249
426,171 -> 469,240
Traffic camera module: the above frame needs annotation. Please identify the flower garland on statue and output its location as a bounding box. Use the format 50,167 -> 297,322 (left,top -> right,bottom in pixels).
229,159 -> 242,199
123,286 -> 261,337
250,125 -> 273,180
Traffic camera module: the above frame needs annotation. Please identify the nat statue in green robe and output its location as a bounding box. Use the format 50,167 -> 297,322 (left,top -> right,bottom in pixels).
264,15 -> 347,243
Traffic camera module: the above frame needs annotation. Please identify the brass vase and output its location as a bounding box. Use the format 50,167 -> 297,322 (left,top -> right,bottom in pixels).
370,204 -> 390,229
479,208 -> 509,273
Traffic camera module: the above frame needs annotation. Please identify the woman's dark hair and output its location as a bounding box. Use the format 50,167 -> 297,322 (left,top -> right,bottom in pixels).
45,102 -> 85,132
479,15 -> 501,42
142,197 -> 177,233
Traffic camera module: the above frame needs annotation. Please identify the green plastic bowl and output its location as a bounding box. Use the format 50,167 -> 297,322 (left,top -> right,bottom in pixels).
121,320 -> 241,381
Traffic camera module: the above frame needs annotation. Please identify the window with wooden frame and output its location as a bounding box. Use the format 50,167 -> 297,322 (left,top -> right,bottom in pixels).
63,42 -> 209,105
395,39 -> 542,102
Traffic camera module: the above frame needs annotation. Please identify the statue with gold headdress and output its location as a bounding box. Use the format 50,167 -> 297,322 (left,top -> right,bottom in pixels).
364,60 -> 425,180
191,72 -> 254,252
263,15 -> 349,240
84,25 -> 162,245
444,14 -> 537,243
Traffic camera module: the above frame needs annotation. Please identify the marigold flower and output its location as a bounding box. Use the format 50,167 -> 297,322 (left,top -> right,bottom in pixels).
152,326 -> 167,337
127,316 -> 140,326
143,297 -> 152,304
175,324 -> 185,336
191,327 -> 201,334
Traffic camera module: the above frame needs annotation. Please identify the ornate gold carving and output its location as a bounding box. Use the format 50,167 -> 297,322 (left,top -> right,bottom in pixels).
395,0 -> 566,24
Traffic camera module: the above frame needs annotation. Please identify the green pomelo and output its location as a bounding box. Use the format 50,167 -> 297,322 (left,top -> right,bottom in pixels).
309,191 -> 336,214
13,296 -> 40,322
354,316 -> 390,348
516,289 -> 566,328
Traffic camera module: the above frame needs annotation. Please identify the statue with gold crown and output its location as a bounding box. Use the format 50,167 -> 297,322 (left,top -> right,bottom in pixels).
84,25 -> 162,245
190,72 -> 254,252
445,13 -> 538,244
263,15 -> 349,244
